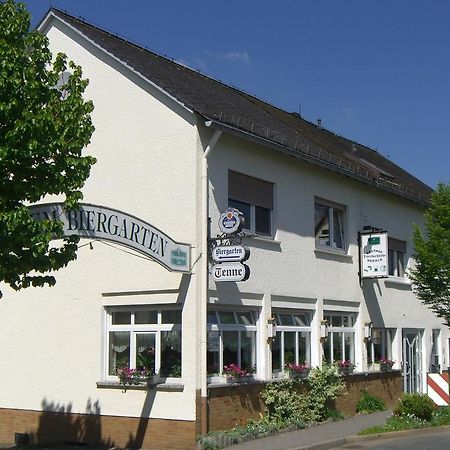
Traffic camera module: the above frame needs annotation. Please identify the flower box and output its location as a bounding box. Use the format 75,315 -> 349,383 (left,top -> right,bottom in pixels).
380,359 -> 395,372
337,360 -> 355,375
285,363 -> 311,380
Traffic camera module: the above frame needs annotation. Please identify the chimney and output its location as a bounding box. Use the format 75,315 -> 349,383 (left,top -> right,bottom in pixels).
317,118 -> 322,129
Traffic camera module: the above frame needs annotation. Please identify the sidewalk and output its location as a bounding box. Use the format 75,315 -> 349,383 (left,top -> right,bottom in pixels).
227,410 -> 393,450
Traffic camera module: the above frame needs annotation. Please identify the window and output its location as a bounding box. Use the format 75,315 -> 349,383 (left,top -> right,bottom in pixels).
106,307 -> 182,379
228,170 -> 273,236
388,238 -> 406,277
271,311 -> 312,373
323,313 -> 356,364
207,309 -> 257,375
314,200 -> 346,250
367,328 -> 395,368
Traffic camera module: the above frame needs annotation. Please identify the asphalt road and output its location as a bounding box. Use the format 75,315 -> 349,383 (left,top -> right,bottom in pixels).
327,427 -> 450,450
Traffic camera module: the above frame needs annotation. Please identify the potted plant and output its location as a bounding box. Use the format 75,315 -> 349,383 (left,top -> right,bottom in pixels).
223,363 -> 251,383
285,362 -> 310,380
337,360 -> 355,375
379,357 -> 395,372
117,366 -> 154,387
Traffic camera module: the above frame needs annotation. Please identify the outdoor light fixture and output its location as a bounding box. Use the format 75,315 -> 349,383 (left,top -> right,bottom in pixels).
320,319 -> 328,340
267,317 -> 276,344
364,322 -> 373,340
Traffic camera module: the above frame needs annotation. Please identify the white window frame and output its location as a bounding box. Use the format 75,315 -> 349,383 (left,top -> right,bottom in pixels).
271,310 -> 313,374
207,309 -> 258,378
228,170 -> 274,238
367,328 -> 395,369
314,198 -> 346,251
388,249 -> 405,277
105,307 -> 182,381
323,312 -> 356,364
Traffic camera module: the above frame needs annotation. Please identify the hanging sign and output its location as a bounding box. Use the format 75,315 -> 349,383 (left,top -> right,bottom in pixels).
29,202 -> 191,273
212,245 -> 250,262
360,231 -> 388,278
212,262 -> 250,282
218,208 -> 244,235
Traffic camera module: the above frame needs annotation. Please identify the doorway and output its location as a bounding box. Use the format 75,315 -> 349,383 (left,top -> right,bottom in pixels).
402,329 -> 422,393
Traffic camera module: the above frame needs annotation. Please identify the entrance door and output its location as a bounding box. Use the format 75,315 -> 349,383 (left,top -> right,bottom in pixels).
402,330 -> 422,393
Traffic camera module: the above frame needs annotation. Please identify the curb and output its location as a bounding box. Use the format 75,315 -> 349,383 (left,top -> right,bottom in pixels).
290,424 -> 450,450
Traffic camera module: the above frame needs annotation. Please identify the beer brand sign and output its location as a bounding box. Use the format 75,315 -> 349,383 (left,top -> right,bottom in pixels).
29,203 -> 190,273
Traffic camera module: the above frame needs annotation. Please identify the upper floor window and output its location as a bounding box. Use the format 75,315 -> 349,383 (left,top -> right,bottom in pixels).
228,170 -> 273,237
388,237 -> 406,277
314,199 -> 346,250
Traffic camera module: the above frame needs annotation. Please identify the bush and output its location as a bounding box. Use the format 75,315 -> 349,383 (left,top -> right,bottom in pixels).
261,380 -> 306,424
393,393 -> 436,421
261,362 -> 345,424
356,390 -> 386,414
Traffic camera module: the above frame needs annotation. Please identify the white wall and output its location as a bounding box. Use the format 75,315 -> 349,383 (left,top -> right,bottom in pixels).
0,17 -> 200,420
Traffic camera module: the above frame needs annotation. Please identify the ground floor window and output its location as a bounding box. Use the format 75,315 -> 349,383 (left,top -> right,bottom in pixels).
367,328 -> 395,368
207,309 -> 257,375
106,307 -> 182,378
271,310 -> 312,372
323,312 -> 356,364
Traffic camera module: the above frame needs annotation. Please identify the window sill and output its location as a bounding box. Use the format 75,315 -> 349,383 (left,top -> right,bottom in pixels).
96,381 -> 184,392
242,234 -> 281,245
314,247 -> 352,260
384,277 -> 411,287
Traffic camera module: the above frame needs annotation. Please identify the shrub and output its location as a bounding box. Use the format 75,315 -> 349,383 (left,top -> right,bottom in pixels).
261,380 -> 306,424
393,393 -> 436,421
306,362 -> 346,421
356,390 -> 386,414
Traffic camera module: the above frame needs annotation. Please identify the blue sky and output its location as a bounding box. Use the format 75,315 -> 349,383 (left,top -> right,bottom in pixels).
22,0 -> 449,188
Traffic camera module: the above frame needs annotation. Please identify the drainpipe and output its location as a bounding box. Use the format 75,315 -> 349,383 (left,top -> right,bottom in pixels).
200,124 -> 221,435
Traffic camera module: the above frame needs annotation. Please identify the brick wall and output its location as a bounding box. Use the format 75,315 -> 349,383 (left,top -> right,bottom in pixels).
207,371 -> 403,432
0,408 -> 196,450
208,382 -> 266,431
332,370 -> 403,415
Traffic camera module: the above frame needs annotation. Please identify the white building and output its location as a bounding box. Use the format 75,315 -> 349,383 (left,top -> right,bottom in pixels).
0,8 -> 447,450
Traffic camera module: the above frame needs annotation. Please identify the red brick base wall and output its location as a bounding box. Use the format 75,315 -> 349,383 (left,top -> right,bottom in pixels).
0,408 -> 196,450
333,370 -> 403,415
208,371 -> 403,432
208,382 -> 266,431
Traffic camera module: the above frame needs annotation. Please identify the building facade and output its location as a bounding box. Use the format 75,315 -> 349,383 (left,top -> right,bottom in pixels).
0,8 -> 448,450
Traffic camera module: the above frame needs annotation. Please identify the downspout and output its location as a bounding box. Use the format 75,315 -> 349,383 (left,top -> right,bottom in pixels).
200,124 -> 222,435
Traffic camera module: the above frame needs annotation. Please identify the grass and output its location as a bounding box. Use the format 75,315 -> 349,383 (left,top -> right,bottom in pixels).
360,406 -> 450,435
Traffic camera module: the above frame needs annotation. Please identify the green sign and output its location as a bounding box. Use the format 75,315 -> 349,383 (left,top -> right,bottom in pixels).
368,237 -> 380,245
171,249 -> 187,266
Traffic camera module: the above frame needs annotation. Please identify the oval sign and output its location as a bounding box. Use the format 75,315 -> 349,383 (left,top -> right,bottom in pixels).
218,208 -> 244,235
212,245 -> 249,262
212,262 -> 250,282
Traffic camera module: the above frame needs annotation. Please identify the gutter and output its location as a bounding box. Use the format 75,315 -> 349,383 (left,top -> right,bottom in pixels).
200,126 -> 222,435
202,119 -> 430,207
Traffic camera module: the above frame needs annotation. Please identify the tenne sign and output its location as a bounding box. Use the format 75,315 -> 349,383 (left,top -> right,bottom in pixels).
212,262 -> 250,282
211,245 -> 249,263
360,231 -> 388,278
29,203 -> 191,273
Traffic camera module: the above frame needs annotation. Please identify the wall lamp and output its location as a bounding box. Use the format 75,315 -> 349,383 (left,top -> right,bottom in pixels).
364,322 -> 373,340
320,319 -> 328,341
267,317 -> 276,344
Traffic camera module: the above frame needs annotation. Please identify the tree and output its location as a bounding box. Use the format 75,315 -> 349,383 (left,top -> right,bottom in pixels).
409,183 -> 450,326
0,0 -> 95,295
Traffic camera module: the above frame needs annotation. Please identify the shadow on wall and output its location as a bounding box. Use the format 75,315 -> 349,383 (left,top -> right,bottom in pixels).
31,398 -> 114,447
30,390 -> 157,448
362,278 -> 385,327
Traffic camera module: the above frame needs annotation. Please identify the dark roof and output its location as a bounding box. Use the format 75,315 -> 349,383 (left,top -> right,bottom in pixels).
46,8 -> 432,205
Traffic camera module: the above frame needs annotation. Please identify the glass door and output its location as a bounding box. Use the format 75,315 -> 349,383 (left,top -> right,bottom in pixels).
402,330 -> 422,393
